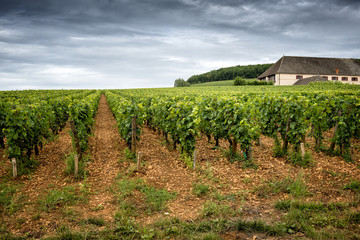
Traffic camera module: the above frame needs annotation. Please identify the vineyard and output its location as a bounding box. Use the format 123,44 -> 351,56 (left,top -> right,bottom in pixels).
105,84 -> 360,165
0,90 -> 100,176
0,84 -> 360,239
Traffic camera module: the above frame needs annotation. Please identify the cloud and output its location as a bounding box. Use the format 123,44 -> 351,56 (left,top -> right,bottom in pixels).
0,0 -> 359,90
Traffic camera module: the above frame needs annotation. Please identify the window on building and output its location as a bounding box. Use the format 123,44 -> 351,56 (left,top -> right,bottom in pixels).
322,76 -> 328,80
296,75 -> 303,79
332,77 -> 338,80
342,77 -> 348,81
352,77 -> 358,81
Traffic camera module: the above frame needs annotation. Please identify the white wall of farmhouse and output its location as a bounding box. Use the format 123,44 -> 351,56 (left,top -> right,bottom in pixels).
273,74 -> 360,85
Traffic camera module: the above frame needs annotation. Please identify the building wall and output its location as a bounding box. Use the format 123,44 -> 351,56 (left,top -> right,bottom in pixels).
273,74 -> 360,85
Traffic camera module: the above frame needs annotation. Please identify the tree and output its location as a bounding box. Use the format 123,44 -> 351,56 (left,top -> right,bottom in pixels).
234,76 -> 246,85
174,78 -> 190,87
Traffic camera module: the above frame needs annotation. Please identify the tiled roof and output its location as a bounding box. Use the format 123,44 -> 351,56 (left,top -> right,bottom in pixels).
258,56 -> 360,79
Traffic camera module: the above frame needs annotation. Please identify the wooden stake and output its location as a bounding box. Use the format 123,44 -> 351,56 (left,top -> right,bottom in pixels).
74,154 -> 78,177
256,136 -> 261,146
70,120 -> 82,161
193,149 -> 197,170
330,110 -> 342,151
137,152 -> 141,171
300,143 -> 305,158
248,146 -> 253,160
283,119 -> 290,151
12,158 -> 17,178
232,140 -> 238,155
131,116 -> 137,153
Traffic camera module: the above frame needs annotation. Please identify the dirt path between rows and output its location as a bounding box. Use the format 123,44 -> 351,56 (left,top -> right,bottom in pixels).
134,127 -> 200,224
81,94 -> 124,221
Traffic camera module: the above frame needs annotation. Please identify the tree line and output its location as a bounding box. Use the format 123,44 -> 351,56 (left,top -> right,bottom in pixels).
187,63 -> 272,84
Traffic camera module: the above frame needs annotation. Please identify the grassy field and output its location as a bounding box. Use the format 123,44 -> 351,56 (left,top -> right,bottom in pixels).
190,80 -> 235,87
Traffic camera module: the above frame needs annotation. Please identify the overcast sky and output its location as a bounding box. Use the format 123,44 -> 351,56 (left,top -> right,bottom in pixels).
0,0 -> 359,90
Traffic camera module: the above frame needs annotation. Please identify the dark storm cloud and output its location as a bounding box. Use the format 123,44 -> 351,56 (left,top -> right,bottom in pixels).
0,0 -> 359,90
